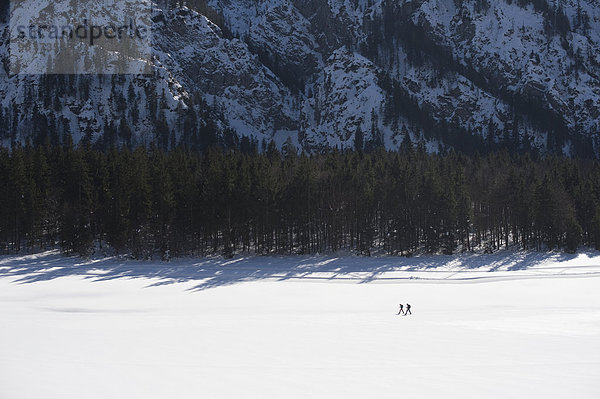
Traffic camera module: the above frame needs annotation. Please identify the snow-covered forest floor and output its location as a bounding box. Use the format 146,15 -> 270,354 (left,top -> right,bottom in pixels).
1,250 -> 600,398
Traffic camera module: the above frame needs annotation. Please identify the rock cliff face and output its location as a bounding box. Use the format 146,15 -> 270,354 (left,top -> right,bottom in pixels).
1,0 -> 599,155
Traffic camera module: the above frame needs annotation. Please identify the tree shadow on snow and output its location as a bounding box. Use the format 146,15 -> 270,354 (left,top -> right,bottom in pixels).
0,249 -> 597,292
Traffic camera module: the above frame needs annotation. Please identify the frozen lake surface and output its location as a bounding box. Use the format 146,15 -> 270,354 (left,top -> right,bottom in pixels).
1,251 -> 600,398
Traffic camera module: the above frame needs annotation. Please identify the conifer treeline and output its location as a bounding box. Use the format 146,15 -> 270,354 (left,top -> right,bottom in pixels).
1,141 -> 599,258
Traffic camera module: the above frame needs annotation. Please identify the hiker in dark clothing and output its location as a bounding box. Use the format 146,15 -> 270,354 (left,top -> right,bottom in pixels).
397,303 -> 404,315
405,303 -> 412,315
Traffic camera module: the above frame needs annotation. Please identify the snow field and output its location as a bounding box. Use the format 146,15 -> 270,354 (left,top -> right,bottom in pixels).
1,252 -> 600,398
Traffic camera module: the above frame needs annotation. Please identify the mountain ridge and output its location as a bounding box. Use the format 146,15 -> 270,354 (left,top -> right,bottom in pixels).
0,0 -> 599,156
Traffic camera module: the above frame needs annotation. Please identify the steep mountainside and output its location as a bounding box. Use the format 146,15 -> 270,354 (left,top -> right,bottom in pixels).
1,0 -> 599,156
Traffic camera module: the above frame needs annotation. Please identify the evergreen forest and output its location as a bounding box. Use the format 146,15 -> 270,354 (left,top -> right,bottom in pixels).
1,138 -> 599,259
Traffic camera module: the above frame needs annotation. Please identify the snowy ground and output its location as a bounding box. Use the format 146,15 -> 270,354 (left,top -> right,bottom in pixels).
1,250 -> 600,399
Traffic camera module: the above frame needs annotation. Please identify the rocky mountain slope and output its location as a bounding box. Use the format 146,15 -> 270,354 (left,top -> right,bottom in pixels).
1,0 -> 599,156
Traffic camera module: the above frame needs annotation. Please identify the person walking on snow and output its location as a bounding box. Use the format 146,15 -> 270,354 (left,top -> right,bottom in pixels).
405,303 -> 412,315
397,303 -> 404,315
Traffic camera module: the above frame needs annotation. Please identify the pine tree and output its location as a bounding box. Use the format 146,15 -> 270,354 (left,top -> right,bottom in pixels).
354,126 -> 364,154
149,145 -> 175,258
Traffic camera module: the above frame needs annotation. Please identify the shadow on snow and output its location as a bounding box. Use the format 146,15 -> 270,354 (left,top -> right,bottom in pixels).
0,250 -> 594,292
